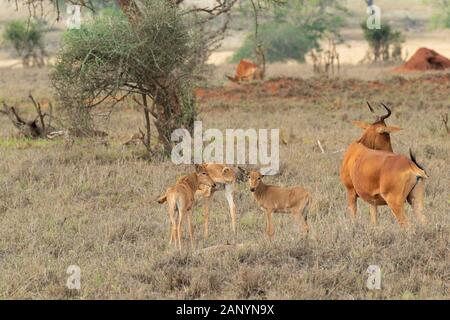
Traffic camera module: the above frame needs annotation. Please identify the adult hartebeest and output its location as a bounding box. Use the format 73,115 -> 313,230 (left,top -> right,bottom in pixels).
199,164 -> 240,241
226,59 -> 265,83
239,168 -> 310,238
340,102 -> 428,226
157,165 -> 216,250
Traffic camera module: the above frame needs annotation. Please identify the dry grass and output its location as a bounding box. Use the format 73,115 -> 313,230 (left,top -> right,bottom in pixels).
0,64 -> 448,299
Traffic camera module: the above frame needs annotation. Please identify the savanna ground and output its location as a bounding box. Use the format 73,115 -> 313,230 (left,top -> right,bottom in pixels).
0,66 -> 449,299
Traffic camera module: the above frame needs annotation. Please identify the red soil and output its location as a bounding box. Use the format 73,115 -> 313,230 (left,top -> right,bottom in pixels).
395,47 -> 450,72
195,74 -> 450,103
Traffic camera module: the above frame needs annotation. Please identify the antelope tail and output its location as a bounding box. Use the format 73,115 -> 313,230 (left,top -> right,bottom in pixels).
157,194 -> 167,204
409,149 -> 428,179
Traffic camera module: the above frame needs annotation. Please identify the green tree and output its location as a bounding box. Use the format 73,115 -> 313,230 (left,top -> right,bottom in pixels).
361,21 -> 404,62
2,19 -> 47,67
51,1 -> 204,153
234,0 -> 347,63
425,0 -> 450,29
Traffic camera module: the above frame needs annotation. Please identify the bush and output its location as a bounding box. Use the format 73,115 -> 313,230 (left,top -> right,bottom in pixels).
2,19 -> 47,67
426,0 -> 450,29
234,22 -> 320,63
51,0 -> 203,152
233,0 -> 346,63
361,22 -> 404,62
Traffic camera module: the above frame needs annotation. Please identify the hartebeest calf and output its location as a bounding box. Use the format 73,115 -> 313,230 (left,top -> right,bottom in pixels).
199,164 -> 240,241
239,168 -> 310,238
340,103 -> 428,226
157,165 -> 216,250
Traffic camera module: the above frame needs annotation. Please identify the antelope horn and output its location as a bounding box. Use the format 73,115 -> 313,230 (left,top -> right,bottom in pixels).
379,103 -> 392,121
366,101 -> 375,113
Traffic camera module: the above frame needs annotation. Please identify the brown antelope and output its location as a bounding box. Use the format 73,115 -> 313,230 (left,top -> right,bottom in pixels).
226,52 -> 265,83
198,164 -> 241,241
157,164 -> 216,250
239,168 -> 310,238
340,102 -> 428,227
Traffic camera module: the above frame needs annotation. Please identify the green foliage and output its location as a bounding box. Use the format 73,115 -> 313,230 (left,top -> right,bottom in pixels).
52,13 -> 121,130
53,4 -> 199,98
2,19 -> 47,66
361,21 -> 404,62
233,0 -> 347,63
234,22 -> 317,63
425,0 -> 450,29
51,0 -> 203,146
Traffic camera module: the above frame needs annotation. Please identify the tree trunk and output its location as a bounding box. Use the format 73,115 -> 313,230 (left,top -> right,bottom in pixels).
117,0 -> 196,155
152,86 -> 195,155
141,93 -> 152,152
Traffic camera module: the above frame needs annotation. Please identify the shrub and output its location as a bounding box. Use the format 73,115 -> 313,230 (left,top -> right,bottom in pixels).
233,0 -> 346,63
234,22 -> 320,63
51,0 -> 203,152
426,0 -> 450,29
361,22 -> 404,62
2,19 -> 47,67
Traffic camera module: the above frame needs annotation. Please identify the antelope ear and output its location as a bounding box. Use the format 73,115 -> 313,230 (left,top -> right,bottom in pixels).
377,126 -> 402,134
385,126 -> 402,133
351,120 -> 371,130
194,164 -> 203,172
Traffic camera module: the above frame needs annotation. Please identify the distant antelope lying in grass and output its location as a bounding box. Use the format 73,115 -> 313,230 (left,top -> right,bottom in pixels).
157,165 -> 216,251
239,168 -> 310,238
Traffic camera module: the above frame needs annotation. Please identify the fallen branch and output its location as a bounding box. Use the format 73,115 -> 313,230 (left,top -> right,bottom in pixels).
317,140 -> 325,154
46,130 -> 68,139
29,93 -> 46,132
2,102 -> 40,137
1,96 -> 58,139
